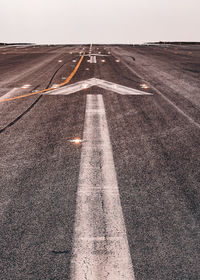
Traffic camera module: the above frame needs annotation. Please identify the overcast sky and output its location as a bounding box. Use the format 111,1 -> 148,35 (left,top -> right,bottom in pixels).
0,0 -> 199,44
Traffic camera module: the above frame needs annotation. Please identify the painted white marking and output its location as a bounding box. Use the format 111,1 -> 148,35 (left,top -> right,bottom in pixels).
47,78 -> 153,96
82,83 -> 90,89
90,55 -> 97,63
21,84 -> 31,89
85,53 -> 109,57
0,88 -> 19,100
70,94 -> 135,280
52,84 -> 59,88
89,43 -> 93,58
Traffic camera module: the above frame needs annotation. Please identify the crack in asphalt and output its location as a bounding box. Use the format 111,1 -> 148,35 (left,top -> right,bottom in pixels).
51,250 -> 71,255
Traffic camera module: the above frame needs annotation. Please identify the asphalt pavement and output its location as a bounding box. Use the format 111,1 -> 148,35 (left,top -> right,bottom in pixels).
0,44 -> 200,279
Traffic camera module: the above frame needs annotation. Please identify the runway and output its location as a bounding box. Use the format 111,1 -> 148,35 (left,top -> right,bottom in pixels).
0,43 -> 200,279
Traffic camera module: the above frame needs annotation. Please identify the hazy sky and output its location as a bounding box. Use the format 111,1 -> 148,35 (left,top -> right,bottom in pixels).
0,0 -> 199,44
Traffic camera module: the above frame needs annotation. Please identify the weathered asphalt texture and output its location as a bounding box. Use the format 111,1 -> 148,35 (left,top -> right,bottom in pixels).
0,44 -> 200,279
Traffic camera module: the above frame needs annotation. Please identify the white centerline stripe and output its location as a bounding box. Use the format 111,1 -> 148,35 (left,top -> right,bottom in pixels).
70,94 -> 135,280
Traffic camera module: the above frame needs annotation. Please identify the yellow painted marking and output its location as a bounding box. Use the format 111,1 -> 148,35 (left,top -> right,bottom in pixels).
0,53 -> 85,103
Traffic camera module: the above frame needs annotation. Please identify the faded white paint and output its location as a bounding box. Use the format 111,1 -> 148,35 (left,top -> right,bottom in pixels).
70,94 -> 135,280
85,53 -> 110,57
0,88 -> 20,100
47,78 -> 153,96
90,55 -> 97,63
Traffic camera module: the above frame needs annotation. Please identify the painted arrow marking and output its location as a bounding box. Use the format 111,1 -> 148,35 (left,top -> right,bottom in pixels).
46,78 -> 153,96
47,76 -> 151,279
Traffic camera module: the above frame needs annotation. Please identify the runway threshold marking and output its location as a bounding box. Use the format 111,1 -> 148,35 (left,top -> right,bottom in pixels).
0,53 -> 85,103
70,94 -> 135,280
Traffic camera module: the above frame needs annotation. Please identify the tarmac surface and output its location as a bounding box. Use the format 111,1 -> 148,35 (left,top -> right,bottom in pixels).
0,44 -> 200,279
